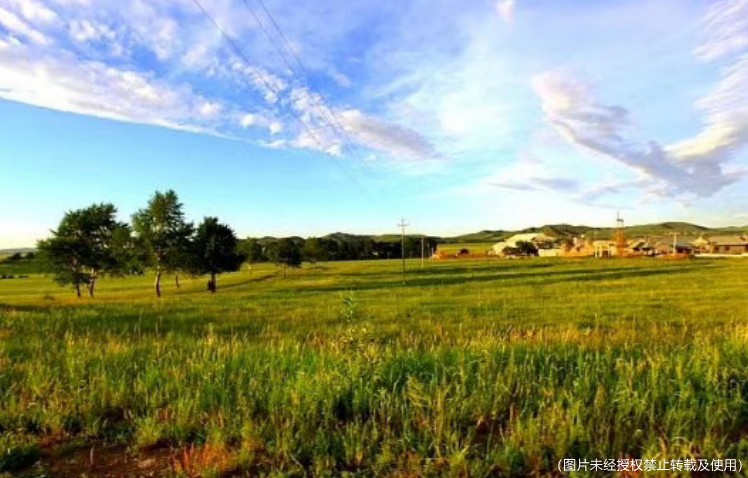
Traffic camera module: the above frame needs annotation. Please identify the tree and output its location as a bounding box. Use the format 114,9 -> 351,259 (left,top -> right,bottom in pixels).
37,203 -> 127,297
238,237 -> 266,272
112,225 -> 145,275
238,237 -> 266,277
268,238 -> 301,277
132,190 -> 194,297
187,217 -> 245,293
515,241 -> 539,256
7,252 -> 22,262
302,237 -> 328,265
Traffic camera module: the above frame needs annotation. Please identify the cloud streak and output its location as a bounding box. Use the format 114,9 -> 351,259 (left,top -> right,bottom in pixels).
532,67 -> 743,198
0,0 -> 443,163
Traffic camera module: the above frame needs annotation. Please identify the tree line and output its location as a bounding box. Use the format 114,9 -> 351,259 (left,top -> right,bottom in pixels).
37,190 -> 438,297
243,235 -> 437,268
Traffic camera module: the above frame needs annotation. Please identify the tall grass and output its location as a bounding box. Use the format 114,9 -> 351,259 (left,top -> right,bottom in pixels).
2,258 -> 748,475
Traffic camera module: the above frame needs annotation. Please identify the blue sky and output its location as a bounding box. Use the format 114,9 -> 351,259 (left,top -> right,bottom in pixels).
1,0 -> 748,247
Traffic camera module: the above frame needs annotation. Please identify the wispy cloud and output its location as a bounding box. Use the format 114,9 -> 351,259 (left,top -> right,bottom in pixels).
486,153 -> 579,193
670,0 -> 748,164
532,67 -> 743,197
0,0 -> 444,163
532,0 -> 748,199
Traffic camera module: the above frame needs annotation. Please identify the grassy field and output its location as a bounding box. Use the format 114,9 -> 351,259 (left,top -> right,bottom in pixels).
0,256 -> 44,277
2,257 -> 748,476
433,243 -> 495,256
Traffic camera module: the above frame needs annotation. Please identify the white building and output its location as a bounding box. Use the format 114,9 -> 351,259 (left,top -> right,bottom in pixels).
492,233 -> 555,255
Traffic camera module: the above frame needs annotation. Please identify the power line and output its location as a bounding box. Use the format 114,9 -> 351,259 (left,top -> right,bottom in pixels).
241,0 -> 376,173
188,0 -> 370,192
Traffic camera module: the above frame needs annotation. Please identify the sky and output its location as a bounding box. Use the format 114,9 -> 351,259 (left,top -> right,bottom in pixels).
1,0 -> 748,247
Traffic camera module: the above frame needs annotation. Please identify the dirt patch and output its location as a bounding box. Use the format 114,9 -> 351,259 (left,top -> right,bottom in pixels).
24,443 -> 174,478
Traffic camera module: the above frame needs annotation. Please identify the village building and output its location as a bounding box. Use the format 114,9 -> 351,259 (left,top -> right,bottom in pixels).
491,233 -> 555,256
694,235 -> 748,255
560,236 -> 595,257
593,240 -> 620,258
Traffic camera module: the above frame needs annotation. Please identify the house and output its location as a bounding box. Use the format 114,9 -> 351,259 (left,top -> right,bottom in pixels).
538,248 -> 561,257
491,233 -> 555,256
628,238 -> 656,256
560,236 -> 595,257
659,239 -> 694,255
692,235 -> 710,253
695,235 -> 748,255
593,240 -> 619,258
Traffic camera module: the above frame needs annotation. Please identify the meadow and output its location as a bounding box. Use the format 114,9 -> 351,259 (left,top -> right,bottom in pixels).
2,257 -> 748,476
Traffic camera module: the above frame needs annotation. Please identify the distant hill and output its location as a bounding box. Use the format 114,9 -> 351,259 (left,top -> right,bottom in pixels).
444,222 -> 744,243
442,230 -> 510,243
325,232 -> 371,242
0,247 -> 36,255
241,222 -> 746,245
8,223 -> 745,253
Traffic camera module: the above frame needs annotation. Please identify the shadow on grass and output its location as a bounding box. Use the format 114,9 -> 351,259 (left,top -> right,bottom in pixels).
329,260 -> 559,277
0,303 -> 50,313
298,262 -> 719,293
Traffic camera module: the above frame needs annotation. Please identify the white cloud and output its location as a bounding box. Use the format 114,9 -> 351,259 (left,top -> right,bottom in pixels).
338,109 -> 443,161
68,20 -> 116,43
199,101 -> 222,118
693,0 -> 748,61
238,111 -> 283,135
533,68 -> 743,197
670,1 -> 748,166
0,42 -> 222,134
327,68 -> 352,88
0,0 -> 449,164
239,113 -> 258,128
486,152 -> 579,193
0,6 -> 49,44
6,0 -> 57,23
495,0 -> 515,23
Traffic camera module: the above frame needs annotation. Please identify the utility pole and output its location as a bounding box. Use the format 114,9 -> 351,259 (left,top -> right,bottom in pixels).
421,236 -> 425,268
397,218 -> 409,281
668,232 -> 678,255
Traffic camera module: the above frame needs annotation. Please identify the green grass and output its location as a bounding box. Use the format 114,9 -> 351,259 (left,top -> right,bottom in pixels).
0,256 -> 43,277
2,257 -> 748,476
434,242 -> 495,255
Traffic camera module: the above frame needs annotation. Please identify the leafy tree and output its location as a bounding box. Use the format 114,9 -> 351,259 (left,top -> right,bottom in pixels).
302,237 -> 328,265
112,225 -> 145,275
268,238 -> 302,277
238,237 -> 266,277
239,238 -> 266,263
7,252 -> 22,262
515,241 -> 539,256
322,238 -> 340,261
187,217 -> 245,293
132,190 -> 194,297
37,203 -> 127,297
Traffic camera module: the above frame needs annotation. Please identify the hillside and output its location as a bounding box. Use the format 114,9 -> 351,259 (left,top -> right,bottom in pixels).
0,247 -> 36,255
5,223 -> 746,252
446,222 -> 743,243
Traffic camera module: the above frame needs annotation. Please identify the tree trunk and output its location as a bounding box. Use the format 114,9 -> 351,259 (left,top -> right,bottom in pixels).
88,279 -> 96,298
174,273 -> 180,289
208,272 -> 217,293
155,270 -> 162,298
76,283 -> 81,298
